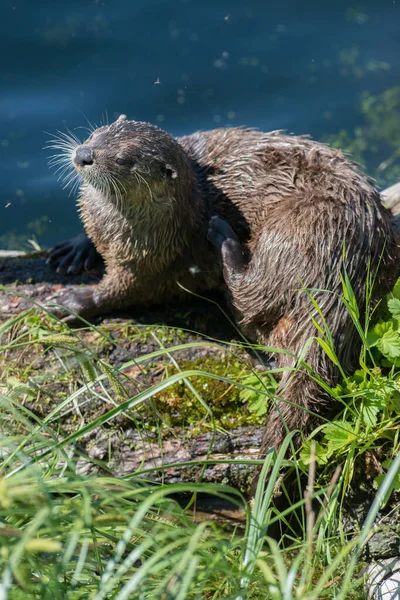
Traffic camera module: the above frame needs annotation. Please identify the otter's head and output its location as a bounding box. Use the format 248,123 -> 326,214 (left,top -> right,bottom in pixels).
48,115 -> 191,206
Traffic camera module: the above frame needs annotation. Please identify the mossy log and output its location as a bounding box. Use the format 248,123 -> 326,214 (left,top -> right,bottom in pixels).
0,253 -> 266,493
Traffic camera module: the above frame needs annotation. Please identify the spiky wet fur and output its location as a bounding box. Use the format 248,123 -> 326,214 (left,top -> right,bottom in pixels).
49,117 -> 400,452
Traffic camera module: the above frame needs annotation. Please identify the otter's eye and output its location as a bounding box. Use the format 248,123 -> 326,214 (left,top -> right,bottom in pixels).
115,157 -> 126,166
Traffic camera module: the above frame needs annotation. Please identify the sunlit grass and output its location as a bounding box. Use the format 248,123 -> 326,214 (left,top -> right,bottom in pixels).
0,274 -> 400,598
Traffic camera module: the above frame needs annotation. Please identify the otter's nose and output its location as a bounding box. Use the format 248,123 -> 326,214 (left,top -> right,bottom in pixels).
74,146 -> 94,166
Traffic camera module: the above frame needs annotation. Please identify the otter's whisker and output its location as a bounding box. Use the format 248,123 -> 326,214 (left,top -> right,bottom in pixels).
47,152 -> 76,184
45,139 -> 75,148
45,126 -> 83,198
108,174 -> 124,211
133,171 -> 141,187
48,153 -> 71,163
54,164 -> 73,180
98,173 -> 110,203
48,158 -> 71,170
112,173 -> 126,196
45,130 -> 80,147
69,176 -> 81,198
105,175 -> 117,204
79,111 -> 96,134
100,110 -> 109,128
48,150 -> 74,163
61,171 -> 79,191
45,144 -> 75,157
135,170 -> 154,202
65,127 -> 81,146
51,164 -> 73,176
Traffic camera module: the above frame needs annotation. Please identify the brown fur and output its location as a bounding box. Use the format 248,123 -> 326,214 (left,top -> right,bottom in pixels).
51,116 -> 400,453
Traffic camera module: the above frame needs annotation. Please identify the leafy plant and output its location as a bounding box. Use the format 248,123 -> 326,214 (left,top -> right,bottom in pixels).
298,279 -> 400,483
239,371 -> 278,417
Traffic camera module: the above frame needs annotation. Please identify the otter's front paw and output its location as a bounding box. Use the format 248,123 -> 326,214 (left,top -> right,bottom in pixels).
47,233 -> 102,275
46,287 -> 98,324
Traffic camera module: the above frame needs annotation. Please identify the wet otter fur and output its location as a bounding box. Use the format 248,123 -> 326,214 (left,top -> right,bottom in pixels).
47,115 -> 400,453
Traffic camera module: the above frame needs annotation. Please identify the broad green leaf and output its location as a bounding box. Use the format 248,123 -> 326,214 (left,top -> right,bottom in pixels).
299,440 -> 328,466
247,394 -> 268,416
360,402 -> 380,427
323,421 -> 357,452
374,320 -> 395,337
239,373 -> 275,415
376,330 -> 400,358
387,297 -> 400,320
367,329 -> 380,347
350,369 -> 366,384
368,320 -> 394,347
390,277 -> 400,300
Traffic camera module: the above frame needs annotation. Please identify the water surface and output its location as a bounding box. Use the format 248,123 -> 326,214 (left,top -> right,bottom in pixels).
1,0 -> 399,247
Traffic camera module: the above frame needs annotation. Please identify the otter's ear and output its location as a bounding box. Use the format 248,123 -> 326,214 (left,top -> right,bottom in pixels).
116,114 -> 127,123
163,163 -> 178,180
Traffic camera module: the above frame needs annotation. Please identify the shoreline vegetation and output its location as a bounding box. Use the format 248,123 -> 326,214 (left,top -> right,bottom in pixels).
0,184 -> 399,598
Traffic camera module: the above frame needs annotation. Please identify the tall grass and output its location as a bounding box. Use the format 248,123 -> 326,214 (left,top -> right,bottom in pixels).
0,277 -> 399,598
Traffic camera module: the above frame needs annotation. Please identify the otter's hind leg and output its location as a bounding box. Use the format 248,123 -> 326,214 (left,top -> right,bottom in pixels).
208,216 -> 342,452
47,232 -> 102,275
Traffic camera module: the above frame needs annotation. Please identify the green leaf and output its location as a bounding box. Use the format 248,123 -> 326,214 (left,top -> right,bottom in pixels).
366,330 -> 379,347
247,394 -> 268,416
360,401 -> 380,427
299,440 -> 329,466
323,421 -> 357,452
387,297 -> 400,320
376,329 -> 400,358
240,373 -> 272,416
390,277 -> 400,300
315,338 -> 339,366
374,320 -> 395,337
368,320 -> 394,347
350,369 -> 366,384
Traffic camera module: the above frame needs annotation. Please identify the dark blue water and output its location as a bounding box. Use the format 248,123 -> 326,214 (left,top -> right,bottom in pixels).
1,0 -> 400,248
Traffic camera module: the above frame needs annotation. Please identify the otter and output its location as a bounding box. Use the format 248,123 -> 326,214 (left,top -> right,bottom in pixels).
47,115 -> 399,453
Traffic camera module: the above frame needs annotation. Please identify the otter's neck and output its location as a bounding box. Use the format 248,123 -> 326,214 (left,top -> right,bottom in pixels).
78,180 -> 204,272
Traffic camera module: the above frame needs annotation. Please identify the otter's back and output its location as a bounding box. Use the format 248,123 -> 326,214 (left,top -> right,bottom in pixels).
180,127 -> 398,302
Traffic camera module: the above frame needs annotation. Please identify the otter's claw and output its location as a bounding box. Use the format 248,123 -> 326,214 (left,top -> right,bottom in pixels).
47,233 -> 102,275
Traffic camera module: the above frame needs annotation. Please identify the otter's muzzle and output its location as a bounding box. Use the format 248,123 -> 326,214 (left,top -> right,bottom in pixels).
74,146 -> 94,167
